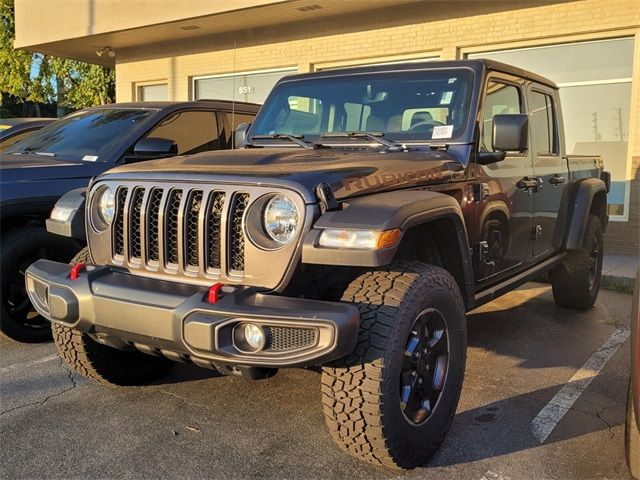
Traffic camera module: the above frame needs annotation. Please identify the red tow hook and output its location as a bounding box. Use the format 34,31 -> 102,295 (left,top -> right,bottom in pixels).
69,263 -> 86,281
207,283 -> 224,304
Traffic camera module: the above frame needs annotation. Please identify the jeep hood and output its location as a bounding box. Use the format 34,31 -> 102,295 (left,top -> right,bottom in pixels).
102,148 -> 466,200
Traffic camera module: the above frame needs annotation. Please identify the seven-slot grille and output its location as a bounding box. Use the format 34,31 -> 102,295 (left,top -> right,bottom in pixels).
111,186 -> 251,277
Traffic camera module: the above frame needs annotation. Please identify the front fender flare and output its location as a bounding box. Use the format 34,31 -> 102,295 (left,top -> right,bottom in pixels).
302,189 -> 474,305
45,188 -> 87,241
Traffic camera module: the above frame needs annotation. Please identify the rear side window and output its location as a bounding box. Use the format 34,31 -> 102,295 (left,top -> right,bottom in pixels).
530,91 -> 557,155
482,81 -> 522,151
144,111 -> 220,155
221,111 -> 257,148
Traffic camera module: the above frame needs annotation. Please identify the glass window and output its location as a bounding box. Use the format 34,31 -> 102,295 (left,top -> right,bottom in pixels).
3,109 -> 154,161
0,129 -> 39,152
251,69 -> 474,142
481,81 -> 522,151
468,37 -> 634,218
194,70 -> 295,104
221,111 -> 258,148
530,91 -> 556,155
138,84 -> 168,101
145,111 -> 220,155
468,38 -> 633,83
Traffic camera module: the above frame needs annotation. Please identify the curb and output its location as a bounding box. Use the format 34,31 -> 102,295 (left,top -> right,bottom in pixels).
601,274 -> 635,294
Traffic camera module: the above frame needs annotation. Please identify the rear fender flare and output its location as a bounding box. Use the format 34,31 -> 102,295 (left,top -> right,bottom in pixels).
552,178 -> 607,250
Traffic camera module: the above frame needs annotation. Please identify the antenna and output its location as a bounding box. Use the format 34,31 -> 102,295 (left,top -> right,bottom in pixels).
231,40 -> 237,148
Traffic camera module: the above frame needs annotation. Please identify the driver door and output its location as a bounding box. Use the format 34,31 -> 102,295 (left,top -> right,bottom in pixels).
474,76 -> 534,283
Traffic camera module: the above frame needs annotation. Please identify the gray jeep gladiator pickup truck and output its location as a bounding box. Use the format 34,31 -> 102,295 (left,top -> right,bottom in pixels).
26,60 -> 609,469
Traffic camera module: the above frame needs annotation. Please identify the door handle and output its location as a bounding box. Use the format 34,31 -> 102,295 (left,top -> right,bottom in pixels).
549,175 -> 566,186
516,177 -> 542,191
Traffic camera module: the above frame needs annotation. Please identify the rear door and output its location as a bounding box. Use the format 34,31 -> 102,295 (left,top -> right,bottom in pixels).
527,85 -> 566,258
475,75 -> 534,283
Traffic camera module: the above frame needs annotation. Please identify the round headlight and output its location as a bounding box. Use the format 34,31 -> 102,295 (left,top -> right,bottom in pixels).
96,187 -> 115,225
263,194 -> 299,244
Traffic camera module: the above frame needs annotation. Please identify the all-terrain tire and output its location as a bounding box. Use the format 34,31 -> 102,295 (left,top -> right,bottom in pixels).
627,384 -> 640,479
51,248 -> 173,386
321,262 -> 467,469
0,227 -> 80,342
551,214 -> 603,310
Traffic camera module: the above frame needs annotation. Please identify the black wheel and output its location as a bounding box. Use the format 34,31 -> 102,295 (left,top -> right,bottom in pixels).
321,262 -> 467,469
0,227 -> 80,342
50,248 -> 173,386
550,214 -> 603,310
627,384 -> 640,479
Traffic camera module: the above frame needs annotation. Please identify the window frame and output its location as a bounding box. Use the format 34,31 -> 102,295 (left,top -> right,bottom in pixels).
479,74 -> 528,157
528,85 -> 560,157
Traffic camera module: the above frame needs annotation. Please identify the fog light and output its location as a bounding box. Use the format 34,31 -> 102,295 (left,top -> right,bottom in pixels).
244,323 -> 266,351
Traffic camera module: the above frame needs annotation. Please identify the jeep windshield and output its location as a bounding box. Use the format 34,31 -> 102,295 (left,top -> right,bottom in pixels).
4,108 -> 155,162
250,68 -> 474,146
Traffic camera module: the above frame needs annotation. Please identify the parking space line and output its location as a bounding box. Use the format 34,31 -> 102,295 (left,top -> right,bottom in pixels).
0,354 -> 59,375
531,327 -> 630,443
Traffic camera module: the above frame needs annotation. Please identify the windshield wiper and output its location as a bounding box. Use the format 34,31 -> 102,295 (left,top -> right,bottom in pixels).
251,133 -> 315,149
317,132 -> 404,152
14,149 -> 56,157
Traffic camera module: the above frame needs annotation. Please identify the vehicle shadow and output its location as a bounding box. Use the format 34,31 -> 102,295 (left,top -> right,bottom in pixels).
466,282 -> 624,370
430,381 -> 625,467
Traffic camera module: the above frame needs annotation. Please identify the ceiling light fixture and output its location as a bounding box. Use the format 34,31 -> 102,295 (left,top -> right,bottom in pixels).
96,46 -> 116,58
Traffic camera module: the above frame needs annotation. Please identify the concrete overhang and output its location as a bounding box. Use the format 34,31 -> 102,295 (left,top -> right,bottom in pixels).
14,0 -> 424,66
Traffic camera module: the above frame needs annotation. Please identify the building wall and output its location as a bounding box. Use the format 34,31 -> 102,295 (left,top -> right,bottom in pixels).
114,0 -> 640,254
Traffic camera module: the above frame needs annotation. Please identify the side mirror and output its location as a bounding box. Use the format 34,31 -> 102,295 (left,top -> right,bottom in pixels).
133,137 -> 178,158
492,114 -> 528,153
234,123 -> 251,148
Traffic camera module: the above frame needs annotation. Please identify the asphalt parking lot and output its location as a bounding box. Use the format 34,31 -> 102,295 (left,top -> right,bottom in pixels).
0,283 -> 634,480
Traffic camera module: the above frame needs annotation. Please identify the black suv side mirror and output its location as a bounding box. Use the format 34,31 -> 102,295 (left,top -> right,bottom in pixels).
234,123 -> 251,148
133,137 -> 178,158
492,114 -> 528,152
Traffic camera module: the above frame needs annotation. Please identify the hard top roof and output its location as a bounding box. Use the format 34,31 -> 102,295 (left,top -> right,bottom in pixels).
278,59 -> 558,89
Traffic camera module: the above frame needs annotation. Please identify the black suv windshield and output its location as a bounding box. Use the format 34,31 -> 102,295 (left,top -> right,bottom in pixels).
5,108 -> 155,161
251,68 -> 474,144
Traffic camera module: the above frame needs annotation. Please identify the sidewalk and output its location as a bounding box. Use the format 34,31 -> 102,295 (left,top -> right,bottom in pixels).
602,253 -> 638,293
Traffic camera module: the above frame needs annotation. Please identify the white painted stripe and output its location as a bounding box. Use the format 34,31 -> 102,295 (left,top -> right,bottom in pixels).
531,328 -> 630,443
0,354 -> 58,375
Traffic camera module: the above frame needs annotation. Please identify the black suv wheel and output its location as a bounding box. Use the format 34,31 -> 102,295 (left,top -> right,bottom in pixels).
321,262 -> 467,469
0,227 -> 80,342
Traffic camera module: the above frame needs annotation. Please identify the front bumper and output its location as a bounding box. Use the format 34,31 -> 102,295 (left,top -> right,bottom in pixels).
25,260 -> 359,368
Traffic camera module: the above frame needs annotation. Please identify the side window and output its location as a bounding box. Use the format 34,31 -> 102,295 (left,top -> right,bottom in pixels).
227,112 -> 256,131
530,91 -> 557,155
144,111 -> 220,155
482,81 -> 522,151
221,112 -> 257,148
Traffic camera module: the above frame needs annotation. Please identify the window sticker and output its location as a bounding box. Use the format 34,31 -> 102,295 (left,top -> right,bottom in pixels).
440,91 -> 453,105
82,155 -> 99,162
432,125 -> 454,139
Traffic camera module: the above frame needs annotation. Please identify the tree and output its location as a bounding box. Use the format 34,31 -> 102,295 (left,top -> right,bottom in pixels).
0,0 -> 114,111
